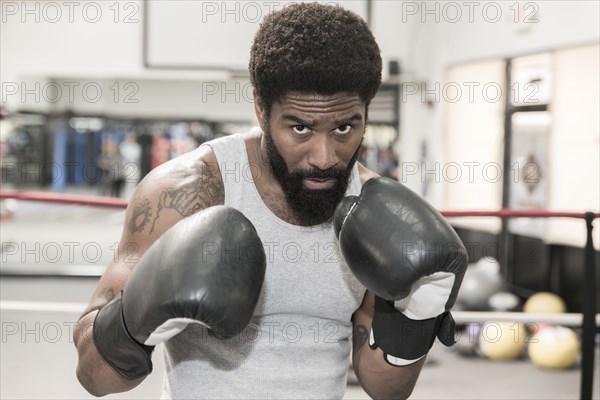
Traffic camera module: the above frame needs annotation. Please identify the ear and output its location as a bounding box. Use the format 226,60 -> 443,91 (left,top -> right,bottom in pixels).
253,89 -> 267,132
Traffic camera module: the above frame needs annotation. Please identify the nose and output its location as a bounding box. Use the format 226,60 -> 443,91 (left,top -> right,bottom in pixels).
307,134 -> 339,171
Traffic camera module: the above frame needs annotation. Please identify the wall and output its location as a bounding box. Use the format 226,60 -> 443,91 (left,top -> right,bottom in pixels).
442,1 -> 600,65
1,0 -> 253,121
547,44 -> 600,247
371,1 -> 599,208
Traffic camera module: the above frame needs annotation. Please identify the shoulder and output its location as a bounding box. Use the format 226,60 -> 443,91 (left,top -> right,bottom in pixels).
138,145 -> 223,208
123,145 -> 224,241
357,162 -> 379,185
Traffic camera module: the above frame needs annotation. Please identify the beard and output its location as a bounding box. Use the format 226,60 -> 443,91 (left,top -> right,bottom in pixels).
263,128 -> 361,226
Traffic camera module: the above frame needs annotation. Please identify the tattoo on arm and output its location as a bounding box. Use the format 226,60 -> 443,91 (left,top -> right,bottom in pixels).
149,161 -> 223,234
99,287 -> 116,302
353,324 -> 369,356
128,197 -> 152,233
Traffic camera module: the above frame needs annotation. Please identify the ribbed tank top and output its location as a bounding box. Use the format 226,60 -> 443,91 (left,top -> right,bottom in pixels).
160,130 -> 365,399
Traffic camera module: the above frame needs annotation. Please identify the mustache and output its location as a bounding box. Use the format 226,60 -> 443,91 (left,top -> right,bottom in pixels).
294,166 -> 346,180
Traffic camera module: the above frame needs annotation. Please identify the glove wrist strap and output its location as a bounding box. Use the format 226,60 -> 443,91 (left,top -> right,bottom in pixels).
93,293 -> 154,380
371,296 -> 456,364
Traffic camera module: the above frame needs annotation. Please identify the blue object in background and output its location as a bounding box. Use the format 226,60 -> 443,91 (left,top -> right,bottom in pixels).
72,131 -> 87,185
51,127 -> 68,192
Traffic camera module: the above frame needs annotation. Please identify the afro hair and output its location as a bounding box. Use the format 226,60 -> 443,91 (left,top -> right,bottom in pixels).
249,2 -> 382,115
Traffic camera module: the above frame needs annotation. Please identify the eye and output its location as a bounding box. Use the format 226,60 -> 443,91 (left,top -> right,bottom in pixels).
334,124 -> 352,135
292,125 -> 310,135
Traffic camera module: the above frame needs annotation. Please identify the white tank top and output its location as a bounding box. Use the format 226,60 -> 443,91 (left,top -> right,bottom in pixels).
161,130 -> 366,399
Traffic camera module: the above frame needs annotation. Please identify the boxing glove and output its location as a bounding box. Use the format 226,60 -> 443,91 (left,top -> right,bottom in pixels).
334,177 -> 467,366
93,206 -> 266,380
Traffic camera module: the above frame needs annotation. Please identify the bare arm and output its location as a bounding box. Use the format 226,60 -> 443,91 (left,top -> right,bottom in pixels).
352,291 -> 425,400
73,148 -> 223,396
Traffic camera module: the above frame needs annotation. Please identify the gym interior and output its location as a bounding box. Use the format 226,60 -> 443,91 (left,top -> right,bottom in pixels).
1,1 -> 599,399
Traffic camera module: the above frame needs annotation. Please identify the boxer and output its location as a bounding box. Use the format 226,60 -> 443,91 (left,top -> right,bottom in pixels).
74,3 -> 466,399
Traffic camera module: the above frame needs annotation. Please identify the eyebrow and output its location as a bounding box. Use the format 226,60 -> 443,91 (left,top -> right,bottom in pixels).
334,113 -> 364,126
282,113 -> 363,126
282,115 -> 314,126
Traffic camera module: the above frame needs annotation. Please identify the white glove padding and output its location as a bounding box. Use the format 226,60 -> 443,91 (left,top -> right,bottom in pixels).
369,272 -> 457,367
393,272 -> 456,320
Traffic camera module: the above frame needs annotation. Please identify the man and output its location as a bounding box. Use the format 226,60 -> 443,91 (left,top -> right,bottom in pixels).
74,4 -> 466,399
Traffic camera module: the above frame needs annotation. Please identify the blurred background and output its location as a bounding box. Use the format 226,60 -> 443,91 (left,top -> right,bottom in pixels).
1,1 -> 599,399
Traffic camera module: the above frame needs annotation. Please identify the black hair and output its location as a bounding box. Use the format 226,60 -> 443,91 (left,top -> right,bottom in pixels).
249,2 -> 382,116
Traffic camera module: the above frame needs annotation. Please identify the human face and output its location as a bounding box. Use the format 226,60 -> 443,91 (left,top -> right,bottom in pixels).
257,92 -> 366,226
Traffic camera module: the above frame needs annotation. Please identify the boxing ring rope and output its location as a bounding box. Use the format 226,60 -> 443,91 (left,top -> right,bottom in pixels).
0,190 -> 128,209
1,190 -> 598,399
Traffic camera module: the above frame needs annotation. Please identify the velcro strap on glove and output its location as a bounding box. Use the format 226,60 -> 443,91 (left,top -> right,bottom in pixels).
93,293 -> 154,380
371,296 -> 456,361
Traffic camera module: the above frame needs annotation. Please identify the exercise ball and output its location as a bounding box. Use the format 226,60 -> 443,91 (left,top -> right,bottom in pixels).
528,326 -> 580,369
479,321 -> 527,360
456,258 -> 505,311
523,292 -> 567,314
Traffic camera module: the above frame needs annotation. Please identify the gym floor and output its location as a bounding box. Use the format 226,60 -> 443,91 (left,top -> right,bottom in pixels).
1,197 -> 598,399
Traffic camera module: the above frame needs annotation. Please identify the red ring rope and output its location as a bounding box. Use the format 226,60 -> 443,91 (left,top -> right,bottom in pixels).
1,190 -> 598,219
0,191 -> 128,209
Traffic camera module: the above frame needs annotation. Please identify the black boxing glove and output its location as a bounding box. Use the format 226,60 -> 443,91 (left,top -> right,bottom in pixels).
334,177 -> 467,366
93,206 -> 266,380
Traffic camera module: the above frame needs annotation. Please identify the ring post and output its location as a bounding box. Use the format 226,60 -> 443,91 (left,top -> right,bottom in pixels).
580,212 -> 597,400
